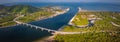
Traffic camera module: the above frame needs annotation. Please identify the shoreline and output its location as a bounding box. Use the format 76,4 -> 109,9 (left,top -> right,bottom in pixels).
68,7 -> 81,25
39,7 -> 81,42
33,8 -> 70,42
0,8 -> 70,28
38,8 -> 70,21
43,8 -> 120,42
0,23 -> 18,28
33,8 -> 71,42
57,7 -> 81,32
58,25 -> 67,31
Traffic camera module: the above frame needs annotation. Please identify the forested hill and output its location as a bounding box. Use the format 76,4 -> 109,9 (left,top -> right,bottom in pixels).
0,5 -> 41,27
0,5 -> 39,14
0,4 -> 65,27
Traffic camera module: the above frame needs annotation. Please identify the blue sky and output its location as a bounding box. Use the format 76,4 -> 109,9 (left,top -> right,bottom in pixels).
0,0 -> 120,4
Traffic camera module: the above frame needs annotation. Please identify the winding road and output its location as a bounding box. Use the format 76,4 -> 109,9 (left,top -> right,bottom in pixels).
111,16 -> 120,27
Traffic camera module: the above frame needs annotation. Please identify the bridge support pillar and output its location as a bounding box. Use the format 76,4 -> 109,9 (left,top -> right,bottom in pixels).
30,26 -> 33,28
48,30 -> 50,32
35,26 -> 38,29
26,24 -> 29,26
41,28 -> 44,31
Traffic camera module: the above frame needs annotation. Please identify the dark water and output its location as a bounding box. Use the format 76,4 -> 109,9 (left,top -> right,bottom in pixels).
0,3 -> 120,42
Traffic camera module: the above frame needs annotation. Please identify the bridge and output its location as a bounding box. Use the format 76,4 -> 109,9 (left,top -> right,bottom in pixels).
21,23 -> 57,32
13,8 -> 83,35
13,15 -> 84,35
14,15 -> 57,33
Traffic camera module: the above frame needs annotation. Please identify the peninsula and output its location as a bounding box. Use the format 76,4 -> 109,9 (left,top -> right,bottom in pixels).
54,8 -> 120,42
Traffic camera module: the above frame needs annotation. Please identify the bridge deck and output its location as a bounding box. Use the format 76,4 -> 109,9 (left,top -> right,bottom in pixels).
21,23 -> 57,32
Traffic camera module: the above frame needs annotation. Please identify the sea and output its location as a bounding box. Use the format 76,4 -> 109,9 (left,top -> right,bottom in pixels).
0,2 -> 120,42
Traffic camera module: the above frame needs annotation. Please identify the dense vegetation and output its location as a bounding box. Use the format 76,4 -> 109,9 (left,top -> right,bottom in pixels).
0,5 -> 39,27
63,12 -> 120,32
55,12 -> 120,42
0,5 -> 64,27
0,5 -> 39,14
18,6 -> 65,22
18,11 -> 54,22
55,32 -> 120,42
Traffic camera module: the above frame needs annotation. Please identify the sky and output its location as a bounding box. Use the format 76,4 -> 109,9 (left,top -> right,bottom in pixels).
0,0 -> 120,4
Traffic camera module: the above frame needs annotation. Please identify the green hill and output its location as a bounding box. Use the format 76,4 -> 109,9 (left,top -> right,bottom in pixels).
0,5 -> 39,14
0,5 -> 40,27
0,5 -> 64,27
